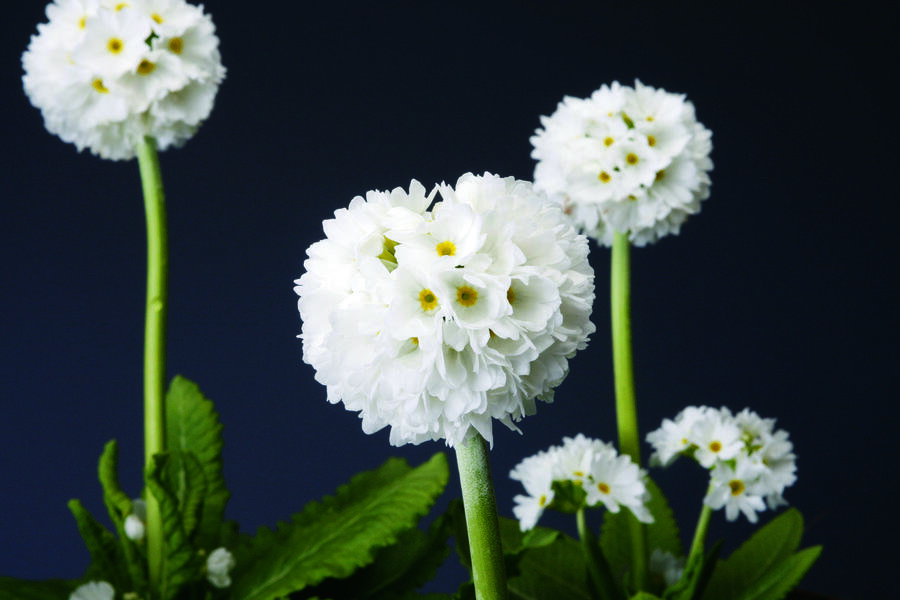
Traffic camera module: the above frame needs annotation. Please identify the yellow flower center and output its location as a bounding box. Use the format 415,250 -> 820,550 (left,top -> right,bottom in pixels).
655,170 -> 666,182
539,494 -> 547,507
729,480 -> 745,496
647,135 -> 657,147
418,289 -> 438,312
625,153 -> 639,165
107,38 -> 124,54
410,337 -> 419,346
573,470 -> 584,477
168,37 -> 184,54
647,115 -> 655,122
115,2 -> 128,10
603,136 -> 614,147
136,59 -> 156,75
709,441 -> 722,453
598,171 -> 611,183
78,16 -> 87,29
92,78 -> 109,94
436,240 -> 456,257
152,13 -> 164,24
597,482 -> 611,495
506,287 -> 516,305
456,285 -> 478,307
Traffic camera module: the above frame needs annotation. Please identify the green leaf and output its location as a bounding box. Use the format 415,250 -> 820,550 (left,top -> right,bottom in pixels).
665,540 -> 721,600
0,578 -> 77,600
98,440 -> 147,591
731,546 -> 822,600
299,512 -> 453,600
162,450 -> 208,542
507,534 -> 593,600
166,375 -> 229,549
231,452 -> 450,600
630,594 -> 663,600
146,454 -> 204,600
701,509 -> 806,600
67,499 -> 128,590
601,477 -> 683,588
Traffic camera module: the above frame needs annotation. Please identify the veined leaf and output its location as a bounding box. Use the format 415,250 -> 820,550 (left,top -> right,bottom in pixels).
146,454 -> 204,600
161,450 -> 208,542
230,452 -> 449,600
67,499 -> 128,590
701,509 -> 806,600
166,376 -> 229,549
98,440 -> 146,591
0,578 -> 77,600
731,546 -> 821,600
507,534 -> 593,600
601,477 -> 683,589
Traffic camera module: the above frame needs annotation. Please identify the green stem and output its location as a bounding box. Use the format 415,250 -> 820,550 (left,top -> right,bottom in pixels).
610,231 -> 648,590
577,508 -> 623,600
455,433 -> 508,600
686,493 -> 714,569
137,137 -> 168,595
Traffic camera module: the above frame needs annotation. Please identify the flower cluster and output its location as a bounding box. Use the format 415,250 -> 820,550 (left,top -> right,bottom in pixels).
647,406 -> 797,523
510,434 -> 652,530
531,81 -> 712,246
22,0 -> 225,160
295,173 -> 595,447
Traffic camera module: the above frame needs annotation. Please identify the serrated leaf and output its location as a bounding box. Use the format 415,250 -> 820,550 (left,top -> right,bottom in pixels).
507,534 -> 593,600
299,511 -> 453,600
162,450 -> 208,541
98,440 -> 146,591
0,578 -> 77,600
601,477 -> 683,588
147,454 -> 203,600
231,452 -> 449,600
166,376 -> 229,549
732,546 -> 821,600
701,509 -> 805,600
67,499 -> 128,590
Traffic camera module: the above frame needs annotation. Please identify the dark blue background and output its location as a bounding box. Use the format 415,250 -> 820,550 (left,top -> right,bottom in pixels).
2,2 -> 895,598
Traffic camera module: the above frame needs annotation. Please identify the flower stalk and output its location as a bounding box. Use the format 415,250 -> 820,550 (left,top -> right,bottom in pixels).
610,231 -> 648,590
455,433 -> 508,600
686,492 -> 714,570
137,136 -> 169,592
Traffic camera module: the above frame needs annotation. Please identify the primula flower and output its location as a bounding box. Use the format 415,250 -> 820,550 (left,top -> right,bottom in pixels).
70,581 -> 114,600
22,0 -> 225,159
295,173 -> 595,447
510,434 -> 652,530
531,81 -> 712,246
647,406 -> 797,522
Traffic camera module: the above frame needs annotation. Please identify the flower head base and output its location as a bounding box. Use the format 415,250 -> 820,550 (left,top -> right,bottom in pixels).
510,434 -> 653,530
531,81 -> 713,246
646,406 -> 797,523
295,173 -> 595,447
22,0 -> 225,160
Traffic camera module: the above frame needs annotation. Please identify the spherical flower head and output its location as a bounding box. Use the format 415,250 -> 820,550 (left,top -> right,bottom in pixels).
295,174 -> 595,447
206,547 -> 235,588
22,0 -> 225,160
531,80 -> 713,246
70,581 -> 114,600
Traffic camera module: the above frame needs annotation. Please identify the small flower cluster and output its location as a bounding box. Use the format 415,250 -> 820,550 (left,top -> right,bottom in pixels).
296,173 -> 595,447
531,81 -> 712,246
646,406 -> 797,523
510,434 -> 653,530
22,0 -> 225,160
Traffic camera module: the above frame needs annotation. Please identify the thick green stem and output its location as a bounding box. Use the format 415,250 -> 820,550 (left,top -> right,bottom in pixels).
686,494 -> 714,569
137,137 -> 168,594
610,231 -> 648,590
455,433 -> 508,600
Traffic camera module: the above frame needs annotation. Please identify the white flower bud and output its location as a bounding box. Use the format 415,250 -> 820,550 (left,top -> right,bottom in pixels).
206,547 -> 235,588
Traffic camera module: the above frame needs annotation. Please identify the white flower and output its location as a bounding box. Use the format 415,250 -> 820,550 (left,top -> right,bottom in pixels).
206,547 -> 235,588
531,80 -> 713,246
296,174 -> 595,447
649,405 -> 798,522
705,455 -> 767,523
22,0 -> 225,160
70,581 -> 114,600
510,435 -> 652,531
124,498 -> 147,541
